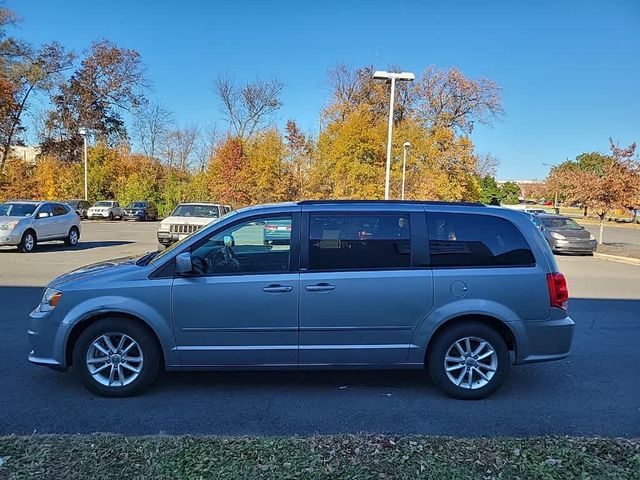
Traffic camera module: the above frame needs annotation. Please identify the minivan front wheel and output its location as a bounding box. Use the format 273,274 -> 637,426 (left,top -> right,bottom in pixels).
73,318 -> 161,397
428,321 -> 510,400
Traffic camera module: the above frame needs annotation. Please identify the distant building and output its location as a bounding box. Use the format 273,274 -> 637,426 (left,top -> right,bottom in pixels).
9,145 -> 41,164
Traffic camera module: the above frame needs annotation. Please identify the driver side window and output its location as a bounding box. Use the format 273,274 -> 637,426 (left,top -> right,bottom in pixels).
190,215 -> 292,275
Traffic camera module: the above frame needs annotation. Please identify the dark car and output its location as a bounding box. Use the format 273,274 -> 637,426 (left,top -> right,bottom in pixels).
536,214 -> 597,254
64,200 -> 91,219
122,201 -> 158,221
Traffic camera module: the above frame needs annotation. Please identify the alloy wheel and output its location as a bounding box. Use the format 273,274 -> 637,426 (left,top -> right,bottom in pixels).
444,336 -> 498,390
86,333 -> 144,387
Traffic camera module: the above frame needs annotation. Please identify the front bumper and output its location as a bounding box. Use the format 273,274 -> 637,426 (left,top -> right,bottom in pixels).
0,230 -> 22,246
87,211 -> 110,219
123,212 -> 145,220
157,231 -> 187,245
513,316 -> 575,364
550,238 -> 597,253
27,306 -> 69,370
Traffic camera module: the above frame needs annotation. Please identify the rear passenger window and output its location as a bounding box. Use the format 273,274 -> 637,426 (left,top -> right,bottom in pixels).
309,214 -> 411,270
427,213 -> 535,267
52,204 -> 70,216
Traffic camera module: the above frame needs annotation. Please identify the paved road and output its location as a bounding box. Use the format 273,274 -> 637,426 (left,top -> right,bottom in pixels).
582,223 -> 640,247
0,223 -> 639,437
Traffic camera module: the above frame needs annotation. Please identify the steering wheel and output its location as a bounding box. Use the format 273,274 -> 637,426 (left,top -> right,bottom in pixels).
208,245 -> 241,273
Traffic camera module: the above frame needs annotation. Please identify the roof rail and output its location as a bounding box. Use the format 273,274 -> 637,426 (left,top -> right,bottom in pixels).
297,200 -> 484,207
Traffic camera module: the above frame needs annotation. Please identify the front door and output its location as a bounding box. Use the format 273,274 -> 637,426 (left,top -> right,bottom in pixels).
34,204 -> 57,239
299,212 -> 433,365
171,212 -> 300,366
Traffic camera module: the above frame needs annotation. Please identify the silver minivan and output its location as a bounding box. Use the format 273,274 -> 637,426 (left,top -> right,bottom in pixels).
27,201 -> 574,399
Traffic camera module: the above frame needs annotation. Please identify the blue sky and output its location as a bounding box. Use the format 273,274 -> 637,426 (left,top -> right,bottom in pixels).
7,0 -> 640,179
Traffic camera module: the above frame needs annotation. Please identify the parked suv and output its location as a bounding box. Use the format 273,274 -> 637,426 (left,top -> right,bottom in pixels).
87,200 -> 123,220
157,203 -> 230,247
0,200 -> 81,252
123,201 -> 158,221
27,201 -> 574,398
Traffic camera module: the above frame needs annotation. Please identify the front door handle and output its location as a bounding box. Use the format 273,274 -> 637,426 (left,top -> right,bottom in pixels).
305,283 -> 335,292
262,284 -> 293,293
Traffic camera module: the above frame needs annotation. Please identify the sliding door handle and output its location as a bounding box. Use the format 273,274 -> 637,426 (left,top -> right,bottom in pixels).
262,284 -> 293,293
305,283 -> 335,292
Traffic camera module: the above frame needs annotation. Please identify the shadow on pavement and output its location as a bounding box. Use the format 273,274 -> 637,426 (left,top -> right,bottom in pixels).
0,240 -> 133,253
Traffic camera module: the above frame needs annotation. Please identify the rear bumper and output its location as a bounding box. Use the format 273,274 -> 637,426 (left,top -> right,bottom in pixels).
513,316 -> 575,365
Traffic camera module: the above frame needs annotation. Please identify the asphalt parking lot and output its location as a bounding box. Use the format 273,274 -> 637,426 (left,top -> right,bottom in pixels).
0,221 -> 639,437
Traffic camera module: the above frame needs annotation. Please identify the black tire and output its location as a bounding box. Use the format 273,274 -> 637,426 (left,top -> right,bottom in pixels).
143,213 -> 148,222
17,230 -> 37,253
108,212 -> 113,221
427,321 -> 510,400
73,317 -> 161,397
64,226 -> 80,247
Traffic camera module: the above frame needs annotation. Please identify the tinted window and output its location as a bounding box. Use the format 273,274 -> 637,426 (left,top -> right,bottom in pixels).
190,215 -> 291,274
308,214 -> 411,270
427,213 -> 534,267
94,201 -> 112,207
52,204 -> 70,216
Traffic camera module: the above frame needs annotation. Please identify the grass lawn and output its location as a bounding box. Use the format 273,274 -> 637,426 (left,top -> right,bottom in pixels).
0,434 -> 638,479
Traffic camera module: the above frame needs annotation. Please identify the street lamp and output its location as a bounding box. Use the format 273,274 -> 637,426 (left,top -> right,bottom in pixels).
78,127 -> 88,201
373,70 -> 415,199
401,141 -> 411,200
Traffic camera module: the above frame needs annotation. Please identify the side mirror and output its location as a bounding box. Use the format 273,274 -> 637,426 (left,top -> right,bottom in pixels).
37,212 -> 50,219
223,235 -> 235,247
175,252 -> 193,275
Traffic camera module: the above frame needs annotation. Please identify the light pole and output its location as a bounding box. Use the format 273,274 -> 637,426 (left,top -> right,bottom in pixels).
78,128 -> 88,201
373,70 -> 415,199
401,141 -> 411,200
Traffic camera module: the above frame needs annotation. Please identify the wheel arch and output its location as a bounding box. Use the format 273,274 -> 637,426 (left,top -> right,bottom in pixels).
65,312 -> 165,368
423,314 -> 517,365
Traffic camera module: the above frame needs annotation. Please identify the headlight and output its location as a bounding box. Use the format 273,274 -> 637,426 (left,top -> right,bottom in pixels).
550,232 -> 566,240
40,288 -> 63,312
0,220 -> 19,230
589,233 -> 596,241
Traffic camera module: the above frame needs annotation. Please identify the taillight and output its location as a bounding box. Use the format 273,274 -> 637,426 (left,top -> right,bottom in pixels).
264,225 -> 277,231
547,272 -> 569,310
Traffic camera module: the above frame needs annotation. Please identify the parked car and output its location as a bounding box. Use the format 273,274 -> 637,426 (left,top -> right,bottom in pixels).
123,201 -> 158,221
28,200 -> 574,399
157,203 -> 229,247
87,201 -> 123,220
0,200 -> 81,252
64,199 -> 91,219
536,214 -> 597,255
263,218 -> 292,244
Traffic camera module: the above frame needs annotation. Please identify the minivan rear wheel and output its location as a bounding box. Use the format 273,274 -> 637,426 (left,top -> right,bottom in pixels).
73,318 -> 161,397
428,321 -> 510,400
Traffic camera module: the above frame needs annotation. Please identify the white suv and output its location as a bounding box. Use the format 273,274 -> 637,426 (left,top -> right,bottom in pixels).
87,201 -> 123,220
0,201 -> 81,252
157,203 -> 231,247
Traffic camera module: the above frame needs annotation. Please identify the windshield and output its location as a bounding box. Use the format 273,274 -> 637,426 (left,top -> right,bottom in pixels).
65,201 -> 79,207
94,201 -> 112,207
0,203 -> 37,217
171,204 -> 219,218
541,217 -> 582,230
128,202 -> 147,208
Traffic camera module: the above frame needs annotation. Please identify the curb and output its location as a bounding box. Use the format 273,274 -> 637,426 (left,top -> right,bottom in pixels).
593,252 -> 640,266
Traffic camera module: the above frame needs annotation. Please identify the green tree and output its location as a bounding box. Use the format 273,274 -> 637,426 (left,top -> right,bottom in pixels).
479,175 -> 502,205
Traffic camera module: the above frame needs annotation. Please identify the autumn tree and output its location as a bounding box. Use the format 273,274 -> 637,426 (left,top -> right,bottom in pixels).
0,7 -> 74,172
207,137 -> 252,206
162,124 -> 199,170
284,120 -> 313,199
42,40 -> 149,161
413,65 -> 504,133
548,140 -> 639,244
214,76 -> 283,140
